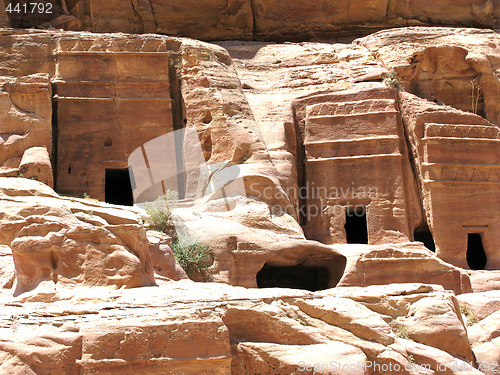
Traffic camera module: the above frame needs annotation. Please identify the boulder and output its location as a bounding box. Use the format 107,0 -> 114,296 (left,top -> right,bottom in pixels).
400,295 -> 474,362
232,342 -> 368,375
401,338 -> 483,375
467,311 -> 500,374
147,231 -> 188,281
457,290 -> 500,321
18,147 -> 53,188
0,177 -> 156,295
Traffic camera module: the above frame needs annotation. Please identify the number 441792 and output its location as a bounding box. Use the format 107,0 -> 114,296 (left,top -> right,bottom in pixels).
5,2 -> 53,14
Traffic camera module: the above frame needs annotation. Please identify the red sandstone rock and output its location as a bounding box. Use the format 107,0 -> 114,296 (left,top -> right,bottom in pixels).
232,342 -> 368,375
0,244 -> 15,290
0,178 -> 156,295
0,25 -> 498,374
466,312 -> 500,375
147,231 -> 188,281
0,74 -> 52,178
2,1 -> 499,40
400,294 -> 474,362
18,147 -> 53,188
0,283 -> 493,374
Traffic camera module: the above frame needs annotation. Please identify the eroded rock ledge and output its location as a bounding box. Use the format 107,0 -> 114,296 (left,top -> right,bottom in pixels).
1,282 -> 499,374
0,0 -> 499,40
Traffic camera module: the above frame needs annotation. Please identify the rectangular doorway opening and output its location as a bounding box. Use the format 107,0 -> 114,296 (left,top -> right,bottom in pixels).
345,206 -> 368,244
257,264 -> 329,292
414,224 -> 436,252
467,233 -> 487,270
105,168 -> 134,206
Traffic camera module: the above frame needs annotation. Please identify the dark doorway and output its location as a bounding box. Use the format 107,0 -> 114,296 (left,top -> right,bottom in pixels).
345,206 -> 368,244
466,233 -> 487,270
105,169 -> 134,206
257,264 -> 329,291
414,226 -> 436,252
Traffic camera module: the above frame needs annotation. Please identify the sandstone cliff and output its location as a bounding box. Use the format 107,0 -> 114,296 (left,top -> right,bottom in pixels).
0,6 -> 499,374
1,0 -> 499,40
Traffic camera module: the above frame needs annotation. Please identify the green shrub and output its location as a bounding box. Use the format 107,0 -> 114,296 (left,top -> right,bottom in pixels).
144,192 -> 213,278
460,304 -> 478,326
395,323 -> 409,339
144,192 -> 178,236
384,70 -> 400,88
172,236 -> 214,279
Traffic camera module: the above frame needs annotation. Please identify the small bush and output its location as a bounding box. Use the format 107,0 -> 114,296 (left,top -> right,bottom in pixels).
460,304 -> 478,326
395,323 -> 410,339
467,314 -> 478,326
384,70 -> 400,88
172,237 -> 214,279
296,317 -> 309,326
145,192 -> 177,237
470,78 -> 481,115
407,355 -> 416,365
144,192 -> 213,279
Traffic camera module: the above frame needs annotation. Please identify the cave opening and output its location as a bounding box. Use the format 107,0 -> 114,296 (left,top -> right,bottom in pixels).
345,206 -> 368,244
466,233 -> 487,270
105,168 -> 134,206
414,225 -> 436,252
256,264 -> 329,291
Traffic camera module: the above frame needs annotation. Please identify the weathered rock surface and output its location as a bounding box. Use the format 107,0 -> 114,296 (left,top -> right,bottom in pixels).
466,312 -> 500,375
400,294 -> 473,361
0,27 -> 498,288
0,282 -> 496,374
0,244 -> 14,289
359,27 -> 500,125
0,74 -> 52,179
18,147 -> 53,188
147,231 -> 188,282
337,243 -> 472,295
0,24 -> 499,375
458,290 -> 500,321
469,271 -> 500,292
0,177 -> 156,295
2,1 -> 499,40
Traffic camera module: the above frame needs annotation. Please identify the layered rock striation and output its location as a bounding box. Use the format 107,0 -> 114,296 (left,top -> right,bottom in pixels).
1,0 -> 499,40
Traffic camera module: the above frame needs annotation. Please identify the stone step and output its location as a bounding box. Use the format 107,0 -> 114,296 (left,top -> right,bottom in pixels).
305,136 -> 400,159
306,153 -> 402,163
55,80 -> 170,99
423,162 -> 500,183
306,98 -> 397,117
424,137 -> 500,165
305,111 -> 399,142
425,123 -> 499,139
